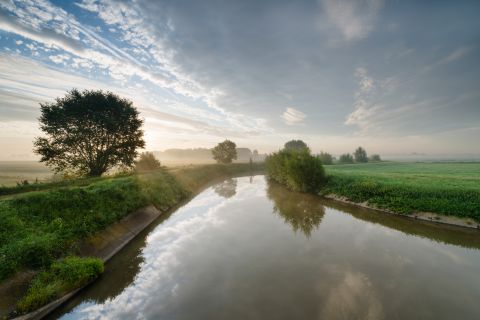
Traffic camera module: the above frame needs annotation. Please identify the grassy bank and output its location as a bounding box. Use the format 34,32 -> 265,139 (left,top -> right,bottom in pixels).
0,162 -> 262,316
16,257 -> 103,314
323,162 -> 480,221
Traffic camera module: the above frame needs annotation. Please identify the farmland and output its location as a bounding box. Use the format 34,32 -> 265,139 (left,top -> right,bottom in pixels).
324,162 -> 480,220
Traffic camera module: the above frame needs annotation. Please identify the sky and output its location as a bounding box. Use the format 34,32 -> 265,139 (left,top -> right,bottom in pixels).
0,0 -> 479,160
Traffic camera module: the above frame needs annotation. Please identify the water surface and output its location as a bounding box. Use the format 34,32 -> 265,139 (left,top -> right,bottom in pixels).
50,176 -> 480,320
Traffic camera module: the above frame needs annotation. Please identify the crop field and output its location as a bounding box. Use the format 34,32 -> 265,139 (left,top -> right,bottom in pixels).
326,162 -> 480,191
324,162 -> 480,219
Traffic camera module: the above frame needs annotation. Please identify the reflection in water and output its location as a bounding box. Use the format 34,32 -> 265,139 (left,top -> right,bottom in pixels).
213,178 -> 237,198
49,176 -> 480,320
267,181 -> 325,237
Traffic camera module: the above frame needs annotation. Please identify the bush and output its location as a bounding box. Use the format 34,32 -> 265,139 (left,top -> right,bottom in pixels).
16,256 -> 104,314
135,152 -> 161,172
318,151 -> 333,165
369,154 -> 381,162
265,149 -> 326,193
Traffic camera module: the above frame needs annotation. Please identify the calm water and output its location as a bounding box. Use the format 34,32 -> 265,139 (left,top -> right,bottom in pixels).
50,176 -> 480,320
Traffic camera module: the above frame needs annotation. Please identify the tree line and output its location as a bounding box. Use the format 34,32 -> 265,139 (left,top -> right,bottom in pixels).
34,89 -> 381,178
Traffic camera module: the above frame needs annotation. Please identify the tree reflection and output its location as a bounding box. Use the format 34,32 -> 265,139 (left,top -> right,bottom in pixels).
214,178 -> 237,198
267,181 -> 325,237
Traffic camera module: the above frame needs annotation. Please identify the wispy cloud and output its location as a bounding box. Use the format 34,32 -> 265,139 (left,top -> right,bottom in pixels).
438,46 -> 471,65
320,0 -> 383,42
282,107 -> 306,126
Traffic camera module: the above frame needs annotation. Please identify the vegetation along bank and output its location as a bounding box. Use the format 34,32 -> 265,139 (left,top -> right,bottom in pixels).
266,141 -> 480,224
0,163 -> 263,318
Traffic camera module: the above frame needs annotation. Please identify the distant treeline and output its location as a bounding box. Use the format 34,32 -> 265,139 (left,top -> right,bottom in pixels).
153,148 -> 266,164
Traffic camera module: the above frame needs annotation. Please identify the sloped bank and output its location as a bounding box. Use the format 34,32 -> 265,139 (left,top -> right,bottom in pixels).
1,163 -> 264,319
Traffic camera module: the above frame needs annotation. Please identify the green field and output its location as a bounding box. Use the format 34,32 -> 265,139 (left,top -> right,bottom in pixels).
324,162 -> 480,220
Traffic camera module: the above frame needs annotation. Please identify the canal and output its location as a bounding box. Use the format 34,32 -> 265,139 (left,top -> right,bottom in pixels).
49,176 -> 480,320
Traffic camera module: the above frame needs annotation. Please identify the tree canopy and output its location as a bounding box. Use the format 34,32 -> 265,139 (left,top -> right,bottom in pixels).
212,140 -> 237,164
354,147 -> 368,163
339,153 -> 354,164
34,89 -> 145,177
284,139 -> 310,152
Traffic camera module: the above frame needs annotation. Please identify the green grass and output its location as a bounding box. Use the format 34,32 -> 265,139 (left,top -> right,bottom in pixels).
323,162 -> 480,220
0,169 -> 187,281
16,256 -> 103,315
0,163 -> 261,282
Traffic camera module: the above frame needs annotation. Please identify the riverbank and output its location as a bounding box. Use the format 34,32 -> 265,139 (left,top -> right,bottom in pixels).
0,163 -> 263,318
323,162 -> 480,223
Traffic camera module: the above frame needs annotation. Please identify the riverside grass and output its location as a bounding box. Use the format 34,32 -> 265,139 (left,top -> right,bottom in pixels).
0,163 -> 263,281
1,162 -> 263,315
324,162 -> 480,221
16,256 -> 104,314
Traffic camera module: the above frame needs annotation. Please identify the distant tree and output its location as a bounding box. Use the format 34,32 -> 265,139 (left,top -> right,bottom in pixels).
354,147 -> 368,163
284,140 -> 310,152
339,153 -> 354,164
369,154 -> 381,162
212,140 -> 237,164
34,89 -> 145,177
318,151 -> 333,165
135,152 -> 161,172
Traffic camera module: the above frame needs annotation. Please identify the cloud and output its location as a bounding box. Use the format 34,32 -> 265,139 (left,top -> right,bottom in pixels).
439,46 -> 471,65
321,0 -> 383,41
282,107 -> 306,125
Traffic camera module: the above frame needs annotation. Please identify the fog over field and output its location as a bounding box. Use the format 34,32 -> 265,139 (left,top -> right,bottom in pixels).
0,0 -> 479,160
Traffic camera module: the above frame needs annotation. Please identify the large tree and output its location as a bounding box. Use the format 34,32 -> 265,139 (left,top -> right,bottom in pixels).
34,89 -> 145,177
284,139 -> 310,152
212,140 -> 237,164
354,147 -> 368,163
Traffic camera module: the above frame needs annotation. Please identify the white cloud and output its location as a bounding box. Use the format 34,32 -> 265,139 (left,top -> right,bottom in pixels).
282,107 -> 306,125
321,0 -> 383,41
49,53 -> 70,64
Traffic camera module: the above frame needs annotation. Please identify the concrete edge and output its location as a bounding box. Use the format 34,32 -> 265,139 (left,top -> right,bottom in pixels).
11,205 -> 163,320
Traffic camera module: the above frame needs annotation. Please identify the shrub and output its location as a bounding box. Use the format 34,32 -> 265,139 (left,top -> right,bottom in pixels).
265,149 -> 326,193
318,151 -> 333,165
369,154 -> 381,162
284,140 -> 310,152
135,152 -> 161,172
16,256 -> 104,314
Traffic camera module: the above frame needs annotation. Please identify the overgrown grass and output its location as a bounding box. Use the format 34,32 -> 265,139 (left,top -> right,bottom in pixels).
16,256 -> 103,315
0,163 -> 261,282
324,162 -> 480,220
0,169 -> 187,281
